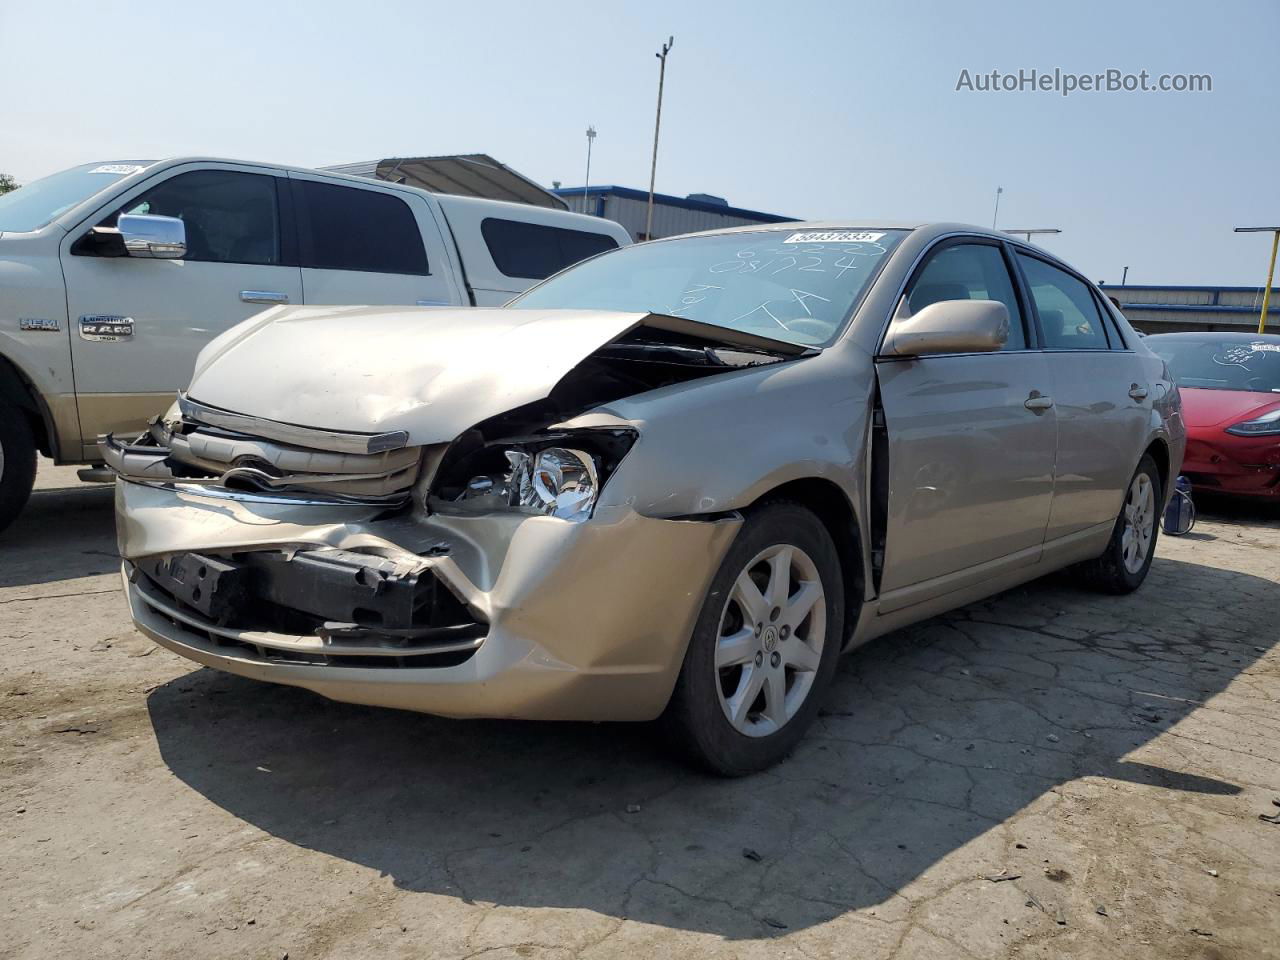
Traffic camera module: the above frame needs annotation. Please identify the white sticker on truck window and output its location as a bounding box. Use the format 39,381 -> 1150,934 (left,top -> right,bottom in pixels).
89,164 -> 145,175
784,231 -> 885,244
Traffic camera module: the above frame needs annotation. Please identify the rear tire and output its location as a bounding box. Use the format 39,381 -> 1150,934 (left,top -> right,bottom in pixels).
1078,454 -> 1161,594
0,404 -> 37,535
664,502 -> 844,776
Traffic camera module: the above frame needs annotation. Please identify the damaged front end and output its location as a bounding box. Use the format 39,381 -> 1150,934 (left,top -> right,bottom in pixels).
102,393 -> 430,505
107,395 -> 486,669
107,311 -> 806,717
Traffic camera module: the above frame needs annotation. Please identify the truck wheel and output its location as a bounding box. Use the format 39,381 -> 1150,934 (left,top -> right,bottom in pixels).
0,405 -> 37,534
664,501 -> 844,776
1078,454 -> 1161,594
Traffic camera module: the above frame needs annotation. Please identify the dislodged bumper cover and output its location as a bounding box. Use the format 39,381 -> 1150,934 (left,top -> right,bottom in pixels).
117,480 -> 742,721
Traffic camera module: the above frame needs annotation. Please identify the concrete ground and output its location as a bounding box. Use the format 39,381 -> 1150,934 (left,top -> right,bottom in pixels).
1,463 -> 1278,960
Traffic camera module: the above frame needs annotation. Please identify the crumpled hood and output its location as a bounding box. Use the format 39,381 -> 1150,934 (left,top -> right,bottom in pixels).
186,305 -> 650,443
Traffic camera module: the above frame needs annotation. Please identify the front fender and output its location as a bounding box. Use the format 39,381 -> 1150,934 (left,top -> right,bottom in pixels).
588,343 -> 875,520
0,233 -> 77,458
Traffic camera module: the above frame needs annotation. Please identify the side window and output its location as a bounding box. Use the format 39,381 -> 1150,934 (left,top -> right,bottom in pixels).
481,218 -> 619,281
1094,292 -> 1129,349
1016,254 -> 1110,350
905,242 -> 1027,350
293,180 -> 429,275
113,170 -> 281,265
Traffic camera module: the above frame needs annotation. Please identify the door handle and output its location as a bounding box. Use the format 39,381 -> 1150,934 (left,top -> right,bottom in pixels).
1128,383 -> 1149,400
1024,391 -> 1054,412
240,290 -> 290,305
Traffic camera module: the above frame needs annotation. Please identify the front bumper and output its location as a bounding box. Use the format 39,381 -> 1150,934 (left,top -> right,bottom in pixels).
117,480 -> 741,721
1182,432 -> 1280,498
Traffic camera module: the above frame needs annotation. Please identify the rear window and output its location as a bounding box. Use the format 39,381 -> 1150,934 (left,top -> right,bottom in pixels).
293,180 -> 429,275
481,218 -> 619,280
1147,336 -> 1280,393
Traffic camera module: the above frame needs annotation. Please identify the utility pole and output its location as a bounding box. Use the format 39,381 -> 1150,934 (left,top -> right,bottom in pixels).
991,186 -> 1003,229
1234,226 -> 1280,333
582,126 -> 596,215
1122,265 -> 1129,285
645,36 -> 674,241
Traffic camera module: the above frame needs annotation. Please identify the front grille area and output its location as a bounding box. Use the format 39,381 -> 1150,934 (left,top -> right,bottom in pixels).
167,426 -> 425,499
132,546 -> 485,669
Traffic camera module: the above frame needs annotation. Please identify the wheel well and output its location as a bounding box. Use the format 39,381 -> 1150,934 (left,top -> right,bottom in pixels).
1144,439 -> 1171,497
0,355 -> 53,458
752,477 -> 865,645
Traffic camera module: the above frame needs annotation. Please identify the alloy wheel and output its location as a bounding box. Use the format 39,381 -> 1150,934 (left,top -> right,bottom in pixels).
1121,472 -> 1155,574
714,543 -> 826,738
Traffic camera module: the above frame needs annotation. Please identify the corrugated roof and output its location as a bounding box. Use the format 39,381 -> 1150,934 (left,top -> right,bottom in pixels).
320,155 -> 566,209
554,184 -> 793,222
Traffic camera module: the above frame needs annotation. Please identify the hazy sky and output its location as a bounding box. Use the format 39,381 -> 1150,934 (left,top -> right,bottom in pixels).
2,0 -> 1276,285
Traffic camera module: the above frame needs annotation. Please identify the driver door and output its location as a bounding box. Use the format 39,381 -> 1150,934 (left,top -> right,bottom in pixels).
59,163 -> 303,456
875,238 -> 1058,611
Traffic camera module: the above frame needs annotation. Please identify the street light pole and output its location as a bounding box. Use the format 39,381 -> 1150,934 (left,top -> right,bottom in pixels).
645,36 -> 674,241
1235,226 -> 1280,334
991,186 -> 1003,229
582,126 -> 596,215
1122,265 -> 1129,285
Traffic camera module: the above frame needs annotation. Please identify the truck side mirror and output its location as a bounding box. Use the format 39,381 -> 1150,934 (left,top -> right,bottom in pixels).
118,214 -> 187,259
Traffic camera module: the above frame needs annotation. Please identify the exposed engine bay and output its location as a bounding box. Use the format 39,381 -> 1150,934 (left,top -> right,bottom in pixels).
102,315 -> 814,514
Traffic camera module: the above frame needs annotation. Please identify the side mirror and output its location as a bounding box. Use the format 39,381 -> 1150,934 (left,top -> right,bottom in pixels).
883,298 -> 1009,357
118,214 -> 187,259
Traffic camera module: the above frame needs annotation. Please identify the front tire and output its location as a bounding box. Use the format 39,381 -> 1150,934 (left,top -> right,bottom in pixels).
665,502 -> 844,776
0,404 -> 37,535
1079,454 -> 1161,594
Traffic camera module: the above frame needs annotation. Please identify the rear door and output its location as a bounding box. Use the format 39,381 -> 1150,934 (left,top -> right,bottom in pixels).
60,164 -> 303,453
286,173 -> 460,307
1013,251 -> 1151,541
875,238 -> 1058,608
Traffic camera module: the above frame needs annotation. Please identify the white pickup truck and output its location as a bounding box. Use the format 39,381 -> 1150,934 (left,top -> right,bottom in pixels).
0,158 -> 630,531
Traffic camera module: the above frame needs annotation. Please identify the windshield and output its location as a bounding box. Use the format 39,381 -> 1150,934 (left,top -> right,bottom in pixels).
510,228 -> 906,346
1148,336 -> 1280,393
0,162 -> 151,233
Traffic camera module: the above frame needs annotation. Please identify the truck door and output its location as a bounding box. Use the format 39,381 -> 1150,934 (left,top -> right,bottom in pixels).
60,164 -> 303,454
285,173 -> 460,308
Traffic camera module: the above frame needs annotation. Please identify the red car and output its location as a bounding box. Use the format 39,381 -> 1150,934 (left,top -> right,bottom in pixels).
1146,332 -> 1280,499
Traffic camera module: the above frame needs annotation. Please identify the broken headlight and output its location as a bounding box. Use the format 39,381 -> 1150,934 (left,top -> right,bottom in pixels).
440,430 -> 636,522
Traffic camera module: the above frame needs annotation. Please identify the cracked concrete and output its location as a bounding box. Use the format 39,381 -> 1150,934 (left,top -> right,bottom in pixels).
1,464 -> 1277,959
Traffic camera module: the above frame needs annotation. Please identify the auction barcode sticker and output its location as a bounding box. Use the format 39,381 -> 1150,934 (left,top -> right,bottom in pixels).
784,231 -> 885,244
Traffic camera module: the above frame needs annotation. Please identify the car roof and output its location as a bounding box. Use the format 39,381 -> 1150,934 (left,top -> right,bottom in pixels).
1144,331 -> 1280,342
660,220 -> 1023,245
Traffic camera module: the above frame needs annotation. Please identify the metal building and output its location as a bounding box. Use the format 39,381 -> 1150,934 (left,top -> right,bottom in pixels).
1098,283 -> 1280,334
553,185 -> 795,241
